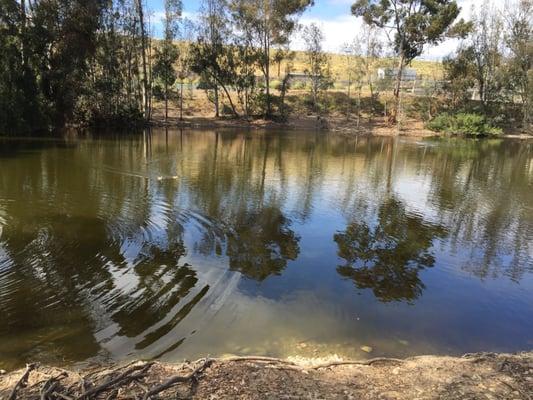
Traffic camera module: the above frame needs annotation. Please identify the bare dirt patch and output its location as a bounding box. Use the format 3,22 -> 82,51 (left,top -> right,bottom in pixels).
1,352 -> 531,399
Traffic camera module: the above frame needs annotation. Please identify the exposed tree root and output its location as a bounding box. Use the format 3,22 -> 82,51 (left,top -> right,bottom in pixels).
1,352 -> 531,400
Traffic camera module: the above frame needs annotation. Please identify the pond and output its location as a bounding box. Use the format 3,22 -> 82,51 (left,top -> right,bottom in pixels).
0,130 -> 532,370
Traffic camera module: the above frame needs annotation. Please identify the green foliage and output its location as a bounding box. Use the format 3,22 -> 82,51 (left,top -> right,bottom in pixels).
427,113 -> 503,137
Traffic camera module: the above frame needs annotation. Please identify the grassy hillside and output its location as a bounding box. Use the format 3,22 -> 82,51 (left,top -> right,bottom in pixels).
270,50 -> 444,81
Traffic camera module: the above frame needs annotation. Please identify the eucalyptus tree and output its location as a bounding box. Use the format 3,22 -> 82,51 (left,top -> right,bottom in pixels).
190,0 -> 239,117
230,0 -> 314,117
302,23 -> 333,115
341,39 -> 366,125
469,3 -> 506,112
351,0 -> 465,125
504,0 -> 532,129
176,18 -> 195,120
134,0 -> 150,120
153,0 -> 182,123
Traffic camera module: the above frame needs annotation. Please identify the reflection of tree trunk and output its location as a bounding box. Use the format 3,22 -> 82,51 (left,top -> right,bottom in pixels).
260,138 -> 270,202
213,132 -> 219,169
386,138 -> 397,194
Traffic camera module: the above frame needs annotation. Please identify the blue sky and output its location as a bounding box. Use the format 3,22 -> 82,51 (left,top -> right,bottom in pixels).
145,0 -> 503,60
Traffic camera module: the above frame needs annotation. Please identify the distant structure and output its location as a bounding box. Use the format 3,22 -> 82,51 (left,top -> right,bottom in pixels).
287,72 -> 319,84
377,68 -> 417,81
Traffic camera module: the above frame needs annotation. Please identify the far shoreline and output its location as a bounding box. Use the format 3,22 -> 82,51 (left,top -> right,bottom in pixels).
149,114 -> 533,140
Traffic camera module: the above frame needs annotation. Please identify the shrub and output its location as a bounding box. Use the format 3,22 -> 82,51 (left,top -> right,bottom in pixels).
427,113 -> 502,137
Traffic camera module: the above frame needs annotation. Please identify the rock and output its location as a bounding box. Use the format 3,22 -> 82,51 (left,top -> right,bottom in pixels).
360,346 -> 373,353
392,367 -> 401,375
0,369 -> 5,375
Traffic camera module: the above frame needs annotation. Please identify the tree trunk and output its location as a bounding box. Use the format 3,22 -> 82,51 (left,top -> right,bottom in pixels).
219,82 -> 239,117
164,80 -> 168,123
392,52 -> 405,126
346,71 -> 352,120
180,82 -> 184,121
20,0 -> 28,68
135,0 -> 149,121
264,35 -> 271,117
357,88 -> 361,128
214,86 -> 219,117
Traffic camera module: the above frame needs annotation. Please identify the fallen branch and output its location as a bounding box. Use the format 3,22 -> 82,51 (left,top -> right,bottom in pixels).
76,362 -> 154,400
40,372 -> 68,400
142,358 -> 212,400
218,355 -> 405,370
9,363 -> 37,400
311,357 -> 405,369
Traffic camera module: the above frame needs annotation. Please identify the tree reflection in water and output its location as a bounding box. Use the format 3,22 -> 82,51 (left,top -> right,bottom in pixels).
227,207 -> 300,281
334,198 -> 447,302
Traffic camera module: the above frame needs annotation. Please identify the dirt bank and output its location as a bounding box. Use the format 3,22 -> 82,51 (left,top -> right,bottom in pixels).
151,114 -> 440,137
151,114 -> 533,139
1,352 -> 531,399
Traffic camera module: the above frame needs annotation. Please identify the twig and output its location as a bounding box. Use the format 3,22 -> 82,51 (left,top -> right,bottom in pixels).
142,359 -> 212,400
499,379 -> 531,400
52,392 -> 74,400
40,372 -> 68,400
9,363 -> 37,400
311,357 -> 405,369
219,355 -> 405,370
76,362 -> 154,400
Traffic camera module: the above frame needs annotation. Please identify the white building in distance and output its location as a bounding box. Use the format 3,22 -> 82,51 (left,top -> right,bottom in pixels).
377,68 -> 417,81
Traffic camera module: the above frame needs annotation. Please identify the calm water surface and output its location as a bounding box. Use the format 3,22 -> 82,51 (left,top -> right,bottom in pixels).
0,130 -> 532,370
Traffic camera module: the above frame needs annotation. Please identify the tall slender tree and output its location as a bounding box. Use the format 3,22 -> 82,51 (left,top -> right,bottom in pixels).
504,0 -> 532,129
230,0 -> 314,117
135,0 -> 150,120
153,0 -> 182,123
302,23 -> 332,116
190,0 -> 239,117
351,0 -> 465,126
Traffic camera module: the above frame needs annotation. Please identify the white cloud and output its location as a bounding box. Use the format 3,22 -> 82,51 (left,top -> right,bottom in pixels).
292,15 -> 365,53
292,0 -> 512,61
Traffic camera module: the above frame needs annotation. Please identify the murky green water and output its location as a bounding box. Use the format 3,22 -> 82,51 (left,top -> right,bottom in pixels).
0,130 -> 532,370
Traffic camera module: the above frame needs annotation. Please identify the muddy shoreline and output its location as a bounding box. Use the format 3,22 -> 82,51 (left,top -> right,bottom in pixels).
1,352 -> 531,399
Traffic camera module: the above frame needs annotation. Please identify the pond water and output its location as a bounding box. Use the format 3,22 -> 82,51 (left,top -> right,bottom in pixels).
0,130 -> 532,370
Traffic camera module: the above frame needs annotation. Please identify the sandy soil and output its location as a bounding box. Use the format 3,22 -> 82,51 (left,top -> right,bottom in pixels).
149,92 -> 533,138
152,113 -> 439,137
1,352 -> 531,399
